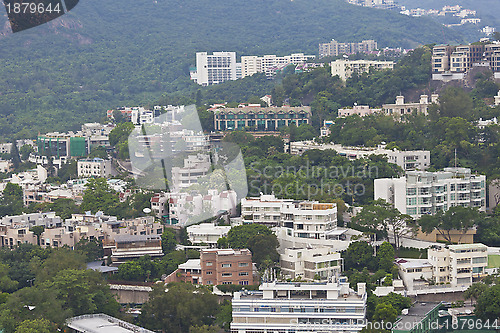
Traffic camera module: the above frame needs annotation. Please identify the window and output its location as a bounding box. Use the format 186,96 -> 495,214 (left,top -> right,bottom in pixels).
239,272 -> 249,276
222,263 -> 231,268
222,273 -> 232,277
406,187 -> 416,196
239,262 -> 249,267
206,271 -> 213,275
206,262 -> 213,266
239,281 -> 249,285
222,281 -> 231,285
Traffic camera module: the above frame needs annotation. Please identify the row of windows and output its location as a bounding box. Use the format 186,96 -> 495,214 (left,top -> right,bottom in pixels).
206,262 -> 249,268
234,306 -> 363,313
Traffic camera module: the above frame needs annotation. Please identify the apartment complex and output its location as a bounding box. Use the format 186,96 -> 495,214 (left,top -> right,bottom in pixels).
331,59 -> 394,80
280,247 -> 342,281
213,106 -> 311,131
397,243 -> 488,292
432,43 -> 500,79
201,248 -> 256,286
241,194 -> 337,234
374,167 -> 486,218
289,141 -> 430,171
382,94 -> 439,120
337,105 -> 382,118
429,243 -> 488,286
36,132 -> 89,159
241,53 -> 315,78
231,281 -> 367,333
77,158 -> 112,178
319,39 -> 377,58
191,52 -> 239,86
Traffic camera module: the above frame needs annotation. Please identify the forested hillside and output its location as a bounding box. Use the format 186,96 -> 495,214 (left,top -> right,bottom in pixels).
0,0 -> 465,139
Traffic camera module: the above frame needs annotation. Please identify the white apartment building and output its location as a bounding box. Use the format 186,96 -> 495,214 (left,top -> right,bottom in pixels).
280,247 -> 342,281
319,39 -> 377,58
170,154 -> 211,191
375,167 -> 486,219
167,190 -> 238,226
289,141 -> 430,171
186,223 -> 231,246
397,243 -> 488,293
241,53 -> 315,78
77,158 -> 112,178
337,105 -> 382,118
330,59 -> 394,80
231,281 -> 367,333
428,243 -> 488,286
241,195 -> 293,227
241,195 -> 337,235
383,95 -> 439,120
192,52 -> 238,86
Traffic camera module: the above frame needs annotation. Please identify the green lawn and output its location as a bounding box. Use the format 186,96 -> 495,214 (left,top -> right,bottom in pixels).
488,255 -> 500,268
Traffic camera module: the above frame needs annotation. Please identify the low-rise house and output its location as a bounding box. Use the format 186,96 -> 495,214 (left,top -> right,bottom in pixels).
186,223 -> 231,246
110,234 -> 163,265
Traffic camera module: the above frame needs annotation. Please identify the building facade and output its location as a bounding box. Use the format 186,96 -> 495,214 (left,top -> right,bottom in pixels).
77,158 -> 112,178
319,39 -> 377,58
330,59 -> 394,80
375,168 -> 486,219
231,281 -> 367,333
337,105 -> 382,118
289,142 -> 431,171
280,247 -> 342,281
432,43 -> 500,76
214,106 -> 312,131
192,52 -> 238,86
241,53 -> 315,78
382,95 -> 439,120
200,248 -> 256,286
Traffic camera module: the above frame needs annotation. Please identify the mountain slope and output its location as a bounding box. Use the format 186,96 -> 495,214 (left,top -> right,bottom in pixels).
0,0 -> 465,138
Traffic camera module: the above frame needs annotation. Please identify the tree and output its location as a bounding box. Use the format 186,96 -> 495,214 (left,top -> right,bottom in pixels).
29,226 -> 45,246
139,283 -> 218,333
343,241 -> 374,271
464,283 -> 487,306
353,199 -> 416,251
14,318 -> 56,333
438,86 -> 473,119
227,224 -> 273,249
10,142 -> 21,170
80,178 -> 119,215
19,144 -> 34,161
161,228 -> 177,254
377,242 -> 395,272
475,284 -> 500,321
75,238 -> 104,262
0,183 -> 24,217
418,206 -> 480,244
380,292 -> 411,313
246,234 -> 279,269
373,302 -> 397,323
116,261 -> 146,281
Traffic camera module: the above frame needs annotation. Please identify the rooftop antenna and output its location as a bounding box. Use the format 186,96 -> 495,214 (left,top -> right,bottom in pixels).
454,148 -> 457,168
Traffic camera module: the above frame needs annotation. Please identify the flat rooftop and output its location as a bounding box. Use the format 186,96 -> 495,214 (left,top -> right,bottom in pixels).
67,314 -> 154,333
394,303 -> 441,328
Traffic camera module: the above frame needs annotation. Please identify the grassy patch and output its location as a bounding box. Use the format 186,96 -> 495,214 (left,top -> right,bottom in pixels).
397,247 -> 427,259
488,255 -> 500,268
